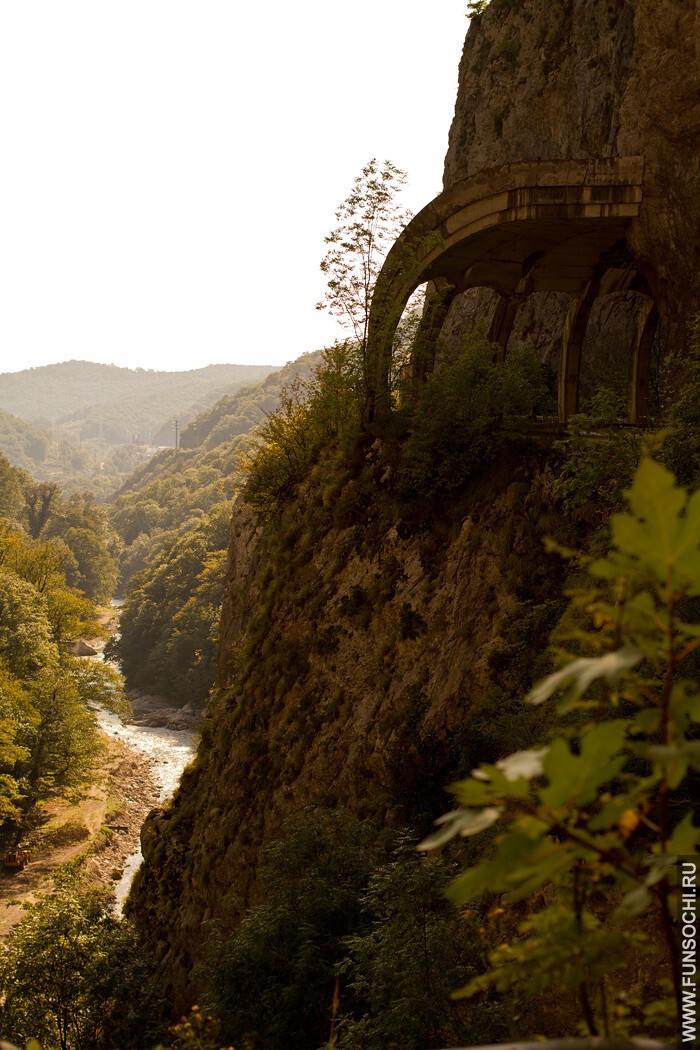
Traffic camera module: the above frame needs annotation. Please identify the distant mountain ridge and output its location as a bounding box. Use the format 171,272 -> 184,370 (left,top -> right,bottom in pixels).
0,360 -> 276,432
0,359 -> 278,496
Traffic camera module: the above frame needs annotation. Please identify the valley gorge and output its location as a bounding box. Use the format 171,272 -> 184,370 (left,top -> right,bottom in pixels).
1,1 -> 698,1045
125,0 -> 700,1037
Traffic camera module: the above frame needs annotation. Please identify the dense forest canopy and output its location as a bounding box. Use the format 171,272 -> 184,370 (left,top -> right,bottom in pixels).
0,452 -> 125,828
0,360 -> 276,498
108,352 -> 322,705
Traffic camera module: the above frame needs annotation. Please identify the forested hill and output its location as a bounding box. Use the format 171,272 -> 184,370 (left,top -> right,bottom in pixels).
0,407 -> 55,472
107,350 -> 322,706
111,352 -> 321,507
0,360 -> 277,499
0,360 -> 274,432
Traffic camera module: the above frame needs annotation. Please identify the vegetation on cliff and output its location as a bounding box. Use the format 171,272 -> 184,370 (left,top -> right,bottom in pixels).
421,457 -> 700,1037
198,812 -> 506,1049
120,294 -> 700,1042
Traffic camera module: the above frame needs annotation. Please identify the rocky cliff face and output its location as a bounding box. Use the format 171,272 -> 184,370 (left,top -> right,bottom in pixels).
442,0 -> 700,371
128,0 -> 700,1006
130,450 -> 564,1006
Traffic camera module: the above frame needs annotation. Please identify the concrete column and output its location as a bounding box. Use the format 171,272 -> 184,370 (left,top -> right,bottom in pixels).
558,280 -> 600,422
628,298 -> 658,425
488,293 -> 523,362
409,280 -> 457,386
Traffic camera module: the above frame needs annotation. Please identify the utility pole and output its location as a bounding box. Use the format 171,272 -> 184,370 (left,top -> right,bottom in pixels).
174,419 -> 179,450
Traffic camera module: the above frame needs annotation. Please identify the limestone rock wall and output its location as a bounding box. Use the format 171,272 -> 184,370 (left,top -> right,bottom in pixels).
442,0 -> 700,382
129,453 -> 563,1008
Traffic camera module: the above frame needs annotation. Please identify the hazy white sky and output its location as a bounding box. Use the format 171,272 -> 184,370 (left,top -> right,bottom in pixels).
0,2 -> 468,373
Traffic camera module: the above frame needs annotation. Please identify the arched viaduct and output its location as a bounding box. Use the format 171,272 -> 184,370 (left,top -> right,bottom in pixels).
366,157 -> 654,424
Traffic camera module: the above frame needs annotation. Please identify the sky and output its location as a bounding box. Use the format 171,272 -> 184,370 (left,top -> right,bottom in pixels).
0,2 -> 469,374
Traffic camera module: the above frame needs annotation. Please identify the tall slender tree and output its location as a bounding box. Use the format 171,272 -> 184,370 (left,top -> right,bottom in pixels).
317,159 -> 411,387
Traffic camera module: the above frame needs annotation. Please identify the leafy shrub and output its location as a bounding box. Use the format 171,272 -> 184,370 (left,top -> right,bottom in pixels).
244,343 -> 364,517
661,317 -> 700,488
199,810 -> 376,1050
398,331 -> 551,500
337,838 -> 507,1049
0,876 -> 166,1049
552,388 -> 641,526
421,457 -> 700,1038
198,812 -> 501,1050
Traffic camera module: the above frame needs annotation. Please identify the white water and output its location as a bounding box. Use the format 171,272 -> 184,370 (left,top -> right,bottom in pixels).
93,599 -> 198,907
96,708 -> 197,908
96,707 -> 197,803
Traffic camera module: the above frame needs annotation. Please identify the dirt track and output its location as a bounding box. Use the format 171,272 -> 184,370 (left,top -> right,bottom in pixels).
0,732 -> 159,937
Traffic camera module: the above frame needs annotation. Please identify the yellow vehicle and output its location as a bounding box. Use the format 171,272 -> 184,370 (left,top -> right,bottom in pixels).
3,847 -> 30,871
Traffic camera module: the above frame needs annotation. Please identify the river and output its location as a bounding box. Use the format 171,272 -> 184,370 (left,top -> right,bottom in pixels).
95,708 -> 197,906
93,600 -> 198,907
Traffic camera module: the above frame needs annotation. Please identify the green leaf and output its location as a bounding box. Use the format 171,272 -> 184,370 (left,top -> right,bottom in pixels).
417,806 -> 502,851
616,884 -> 651,917
541,723 -> 627,808
449,777 -> 494,806
668,812 -> 700,856
626,457 -> 686,550
672,486 -> 700,588
632,708 -> 661,734
588,557 -> 621,580
507,848 -> 574,900
495,747 -> 549,782
646,744 -> 690,787
469,763 -> 533,799
446,830 -> 548,903
587,794 -> 629,831
684,740 -> 700,770
527,647 -> 640,706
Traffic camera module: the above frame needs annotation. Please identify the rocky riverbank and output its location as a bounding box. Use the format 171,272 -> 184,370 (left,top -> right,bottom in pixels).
0,732 -> 159,937
128,690 -> 201,731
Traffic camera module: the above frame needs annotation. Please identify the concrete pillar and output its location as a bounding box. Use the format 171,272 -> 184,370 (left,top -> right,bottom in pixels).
628,298 -> 658,425
488,294 -> 523,362
559,280 -> 600,422
409,280 -> 457,386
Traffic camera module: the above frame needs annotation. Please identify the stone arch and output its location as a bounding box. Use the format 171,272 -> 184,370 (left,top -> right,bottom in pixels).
558,265 -> 657,423
366,157 -> 646,422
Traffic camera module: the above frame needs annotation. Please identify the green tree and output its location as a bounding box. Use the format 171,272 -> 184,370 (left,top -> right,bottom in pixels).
0,663 -> 33,821
0,570 -> 58,677
65,655 -> 129,720
338,841 -> 504,1050
420,456 -> 700,1038
553,388 -> 641,528
23,672 -> 99,796
317,159 -> 411,386
43,492 -> 119,602
112,502 -> 231,704
0,878 -> 166,1050
0,452 -> 23,520
399,329 -> 551,500
662,316 -> 700,488
0,522 -> 101,648
22,479 -> 61,539
201,811 -> 377,1050
244,342 -> 365,516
